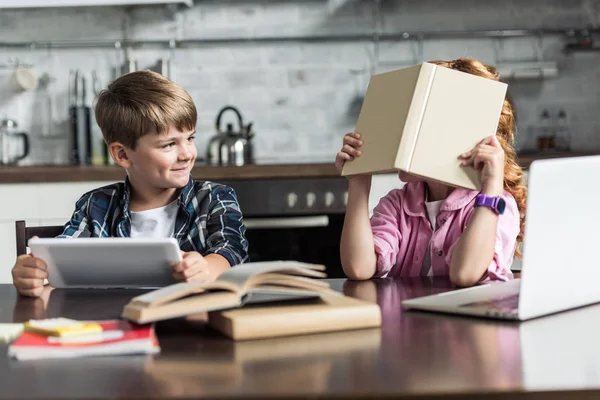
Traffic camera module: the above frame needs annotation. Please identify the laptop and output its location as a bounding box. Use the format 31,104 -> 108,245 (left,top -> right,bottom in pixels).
402,155 -> 600,321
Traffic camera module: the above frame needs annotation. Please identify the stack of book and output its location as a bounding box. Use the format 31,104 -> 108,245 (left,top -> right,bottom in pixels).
8,318 -> 159,361
121,261 -> 382,340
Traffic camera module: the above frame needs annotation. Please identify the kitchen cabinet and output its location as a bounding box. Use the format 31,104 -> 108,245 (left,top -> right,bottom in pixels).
0,172 -> 524,283
369,174 -> 404,216
0,0 -> 192,8
0,181 -> 111,283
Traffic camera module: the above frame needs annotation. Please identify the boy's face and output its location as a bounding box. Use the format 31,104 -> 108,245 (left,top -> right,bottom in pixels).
126,126 -> 197,190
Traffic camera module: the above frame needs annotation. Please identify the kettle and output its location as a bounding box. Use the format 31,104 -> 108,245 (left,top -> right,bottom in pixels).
206,106 -> 254,166
0,118 -> 30,165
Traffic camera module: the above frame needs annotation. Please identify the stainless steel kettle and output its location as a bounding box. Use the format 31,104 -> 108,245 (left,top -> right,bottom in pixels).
206,106 -> 254,166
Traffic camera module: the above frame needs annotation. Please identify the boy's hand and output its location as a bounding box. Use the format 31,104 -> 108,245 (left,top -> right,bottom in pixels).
335,132 -> 363,175
171,251 -> 211,283
12,254 -> 49,298
460,135 -> 505,196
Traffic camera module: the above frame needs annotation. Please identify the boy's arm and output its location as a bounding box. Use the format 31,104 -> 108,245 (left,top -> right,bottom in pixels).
56,193 -> 94,238
203,185 -> 249,268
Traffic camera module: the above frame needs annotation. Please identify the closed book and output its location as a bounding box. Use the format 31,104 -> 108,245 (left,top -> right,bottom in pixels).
207,294 -> 381,341
342,62 -> 508,190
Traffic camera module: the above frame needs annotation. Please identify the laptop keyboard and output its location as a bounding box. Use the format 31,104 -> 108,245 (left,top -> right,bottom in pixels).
459,293 -> 520,315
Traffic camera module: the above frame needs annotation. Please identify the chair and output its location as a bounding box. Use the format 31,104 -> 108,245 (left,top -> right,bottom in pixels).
15,220 -> 65,256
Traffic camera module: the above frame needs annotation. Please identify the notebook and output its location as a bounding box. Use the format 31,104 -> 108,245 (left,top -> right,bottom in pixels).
342,62 -> 508,190
8,320 -> 159,360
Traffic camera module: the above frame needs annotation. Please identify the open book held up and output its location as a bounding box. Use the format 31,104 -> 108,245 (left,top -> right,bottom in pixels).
342,62 -> 508,190
121,261 -> 337,324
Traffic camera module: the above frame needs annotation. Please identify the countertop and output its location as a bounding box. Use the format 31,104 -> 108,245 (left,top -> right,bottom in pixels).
0,163 -> 340,184
0,151 -> 594,184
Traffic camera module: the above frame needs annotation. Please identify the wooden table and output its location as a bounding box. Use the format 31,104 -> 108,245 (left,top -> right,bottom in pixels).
1,279 -> 599,399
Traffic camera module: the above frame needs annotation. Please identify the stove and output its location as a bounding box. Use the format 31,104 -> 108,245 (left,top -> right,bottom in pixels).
221,176 -> 348,278
220,177 -> 347,217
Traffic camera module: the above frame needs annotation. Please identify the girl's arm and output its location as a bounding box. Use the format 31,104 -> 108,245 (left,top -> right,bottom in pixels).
340,176 -> 378,280
449,202 -> 500,286
450,135 -> 508,287
336,133 -> 378,280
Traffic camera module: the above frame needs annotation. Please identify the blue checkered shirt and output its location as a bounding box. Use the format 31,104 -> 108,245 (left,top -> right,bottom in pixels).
58,176 -> 248,266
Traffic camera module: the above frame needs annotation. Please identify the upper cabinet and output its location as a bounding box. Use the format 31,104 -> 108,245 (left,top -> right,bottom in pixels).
0,0 -> 192,8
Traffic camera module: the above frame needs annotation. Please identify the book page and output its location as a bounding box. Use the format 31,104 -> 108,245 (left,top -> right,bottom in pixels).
217,261 -> 326,293
130,280 -> 239,307
246,274 -> 333,293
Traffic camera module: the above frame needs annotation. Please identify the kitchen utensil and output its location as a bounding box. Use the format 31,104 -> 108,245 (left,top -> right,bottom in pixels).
32,73 -> 54,137
0,117 -> 30,165
121,57 -> 137,76
68,69 -> 79,164
9,68 -> 37,93
206,106 -> 254,166
80,74 -> 92,165
69,69 -> 92,165
91,70 -> 111,166
149,58 -> 171,80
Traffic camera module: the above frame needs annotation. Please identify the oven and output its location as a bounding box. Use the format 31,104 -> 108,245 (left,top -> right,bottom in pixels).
221,177 -> 348,278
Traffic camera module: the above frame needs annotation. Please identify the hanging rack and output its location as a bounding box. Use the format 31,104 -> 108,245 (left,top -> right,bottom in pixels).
0,58 -> 34,69
0,28 -> 595,50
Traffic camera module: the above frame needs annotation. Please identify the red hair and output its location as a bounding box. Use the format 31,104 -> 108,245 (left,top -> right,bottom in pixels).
429,58 -> 527,258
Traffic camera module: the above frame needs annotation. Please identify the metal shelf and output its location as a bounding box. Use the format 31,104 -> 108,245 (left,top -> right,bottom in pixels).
0,0 -> 192,8
0,28 -> 593,50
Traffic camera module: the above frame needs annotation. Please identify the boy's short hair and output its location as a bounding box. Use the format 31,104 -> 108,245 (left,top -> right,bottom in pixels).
95,70 -> 197,149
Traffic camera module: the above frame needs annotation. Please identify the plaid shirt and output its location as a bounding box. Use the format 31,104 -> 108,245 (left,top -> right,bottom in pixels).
58,176 -> 248,267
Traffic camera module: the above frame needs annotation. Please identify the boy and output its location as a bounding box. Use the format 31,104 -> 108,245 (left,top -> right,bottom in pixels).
12,70 -> 249,297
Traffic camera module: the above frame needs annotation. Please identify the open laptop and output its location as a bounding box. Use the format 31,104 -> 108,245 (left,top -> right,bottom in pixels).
402,155 -> 600,321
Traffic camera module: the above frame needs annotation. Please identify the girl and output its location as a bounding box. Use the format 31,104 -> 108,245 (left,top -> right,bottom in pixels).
336,58 -> 527,287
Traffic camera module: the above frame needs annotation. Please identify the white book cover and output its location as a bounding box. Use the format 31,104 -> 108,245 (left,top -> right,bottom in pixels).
342,62 -> 508,190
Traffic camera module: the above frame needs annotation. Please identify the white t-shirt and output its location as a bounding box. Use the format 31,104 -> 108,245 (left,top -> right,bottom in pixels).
421,199 -> 444,276
130,199 -> 179,238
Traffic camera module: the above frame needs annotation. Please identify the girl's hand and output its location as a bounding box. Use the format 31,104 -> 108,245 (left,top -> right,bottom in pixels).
335,132 -> 363,175
459,135 -> 505,196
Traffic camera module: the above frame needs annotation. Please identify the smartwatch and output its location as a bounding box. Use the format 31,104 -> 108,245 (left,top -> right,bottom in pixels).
474,193 -> 506,215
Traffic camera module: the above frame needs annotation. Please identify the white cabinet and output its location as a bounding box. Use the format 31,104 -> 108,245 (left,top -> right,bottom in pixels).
37,182 -> 107,220
369,173 -> 404,216
0,0 -> 192,8
0,181 -> 113,283
0,222 -> 17,284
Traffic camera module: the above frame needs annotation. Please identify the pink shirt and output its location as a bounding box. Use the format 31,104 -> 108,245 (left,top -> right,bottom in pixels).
371,181 -> 519,281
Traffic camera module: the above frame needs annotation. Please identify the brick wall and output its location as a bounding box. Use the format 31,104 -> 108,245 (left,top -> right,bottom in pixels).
1,0 -> 599,165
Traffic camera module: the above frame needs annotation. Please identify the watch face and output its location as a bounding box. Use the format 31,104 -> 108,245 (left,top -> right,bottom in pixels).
497,198 -> 506,214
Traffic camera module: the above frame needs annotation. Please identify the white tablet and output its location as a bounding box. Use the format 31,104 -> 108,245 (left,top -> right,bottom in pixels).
28,237 -> 182,289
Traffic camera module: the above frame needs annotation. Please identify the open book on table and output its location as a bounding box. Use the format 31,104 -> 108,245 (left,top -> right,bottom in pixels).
121,261 -> 337,324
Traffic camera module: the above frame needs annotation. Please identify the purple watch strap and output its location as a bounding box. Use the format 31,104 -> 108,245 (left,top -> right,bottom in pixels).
475,194 -> 498,209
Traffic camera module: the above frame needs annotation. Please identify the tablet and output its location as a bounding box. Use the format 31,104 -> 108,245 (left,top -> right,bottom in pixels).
28,238 -> 182,289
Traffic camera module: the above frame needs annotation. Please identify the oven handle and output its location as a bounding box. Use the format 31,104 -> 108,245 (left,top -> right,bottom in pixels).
244,216 -> 330,229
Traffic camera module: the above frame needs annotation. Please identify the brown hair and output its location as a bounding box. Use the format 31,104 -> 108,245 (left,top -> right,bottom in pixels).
429,58 -> 527,258
94,70 -> 197,150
